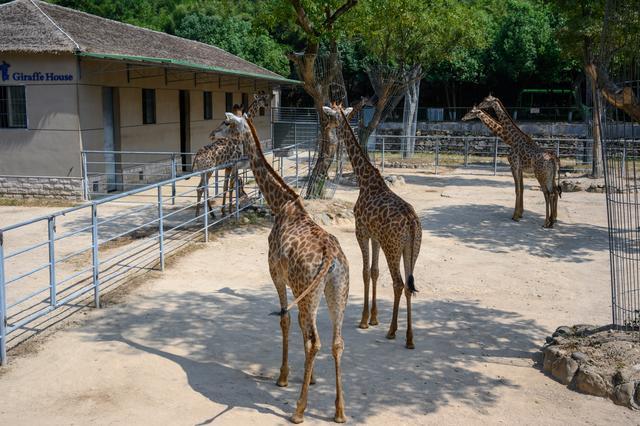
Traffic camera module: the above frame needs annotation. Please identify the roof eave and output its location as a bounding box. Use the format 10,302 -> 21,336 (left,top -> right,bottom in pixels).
76,51 -> 301,85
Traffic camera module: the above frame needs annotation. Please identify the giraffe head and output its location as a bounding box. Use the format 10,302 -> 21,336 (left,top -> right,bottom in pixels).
477,94 -> 499,110
321,102 -> 354,129
246,91 -> 272,117
461,106 -> 482,121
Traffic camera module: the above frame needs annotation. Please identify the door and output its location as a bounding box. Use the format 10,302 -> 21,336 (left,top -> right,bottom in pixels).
102,87 -> 118,192
179,90 -> 191,171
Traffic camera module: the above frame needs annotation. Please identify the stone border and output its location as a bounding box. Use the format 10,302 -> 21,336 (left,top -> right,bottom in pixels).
541,325 -> 640,410
0,176 -> 84,200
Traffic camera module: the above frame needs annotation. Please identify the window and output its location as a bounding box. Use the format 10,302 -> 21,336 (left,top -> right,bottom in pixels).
0,86 -> 26,128
242,93 -> 249,112
142,89 -> 156,124
225,92 -> 233,113
203,91 -> 213,120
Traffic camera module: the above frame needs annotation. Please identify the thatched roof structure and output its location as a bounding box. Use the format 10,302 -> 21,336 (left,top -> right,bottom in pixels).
0,0 -> 296,83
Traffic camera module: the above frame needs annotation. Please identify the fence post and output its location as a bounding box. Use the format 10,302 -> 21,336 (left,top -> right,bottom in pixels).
235,170 -> 240,221
295,143 -> 299,188
0,231 -> 6,366
214,169 -> 219,196
91,204 -> 100,308
203,172 -> 209,243
170,154 -> 177,206
493,138 -> 498,176
464,139 -> 469,168
48,217 -> 57,307
157,186 -> 165,271
381,137 -> 385,174
81,151 -> 90,200
435,139 -> 440,175
622,145 -> 627,180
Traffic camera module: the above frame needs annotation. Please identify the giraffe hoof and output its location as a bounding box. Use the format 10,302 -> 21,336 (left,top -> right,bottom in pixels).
405,342 -> 415,349
334,414 -> 347,423
276,380 -> 288,387
358,322 -> 369,329
310,376 -> 316,385
385,332 -> 396,340
511,216 -> 520,222
369,318 -> 379,326
290,414 -> 304,424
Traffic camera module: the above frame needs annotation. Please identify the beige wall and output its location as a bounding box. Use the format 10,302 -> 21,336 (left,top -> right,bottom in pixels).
0,53 -> 277,179
0,53 -> 82,177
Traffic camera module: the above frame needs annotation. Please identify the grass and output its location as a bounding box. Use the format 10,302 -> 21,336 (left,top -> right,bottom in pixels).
0,197 -> 81,208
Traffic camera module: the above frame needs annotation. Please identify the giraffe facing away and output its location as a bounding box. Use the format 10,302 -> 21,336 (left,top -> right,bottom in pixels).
216,111 -> 349,424
192,92 -> 271,218
324,103 -> 422,350
462,103 -> 561,228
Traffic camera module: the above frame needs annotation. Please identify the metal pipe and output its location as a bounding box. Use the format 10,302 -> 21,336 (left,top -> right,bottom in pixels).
0,231 -> 6,365
493,138 -> 499,176
81,151 -> 90,200
381,137 -> 385,174
91,204 -> 100,308
157,186 -> 165,271
171,154 -> 177,206
203,172 -> 209,243
48,217 -> 57,307
235,171 -> 240,221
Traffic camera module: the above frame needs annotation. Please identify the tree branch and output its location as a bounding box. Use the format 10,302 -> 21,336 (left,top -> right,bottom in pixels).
323,0 -> 358,30
289,0 -> 319,37
585,62 -> 640,123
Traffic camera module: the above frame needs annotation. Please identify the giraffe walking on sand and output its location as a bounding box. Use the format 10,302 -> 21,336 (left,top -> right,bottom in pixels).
215,111 -> 349,424
463,100 -> 561,228
324,103 -> 422,350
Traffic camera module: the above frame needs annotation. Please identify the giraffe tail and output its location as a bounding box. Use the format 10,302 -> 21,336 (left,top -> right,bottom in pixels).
269,251 -> 336,316
555,157 -> 562,198
405,219 -> 419,295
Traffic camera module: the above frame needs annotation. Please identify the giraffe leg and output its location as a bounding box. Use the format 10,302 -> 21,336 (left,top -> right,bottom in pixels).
291,308 -> 321,424
356,225 -> 371,329
274,282 -> 290,388
324,265 -> 348,423
517,167 -> 524,219
228,167 -> 237,215
385,253 -> 404,340
542,190 -> 552,228
403,245 -> 415,349
509,162 -> 520,221
369,239 -> 381,326
195,174 -> 204,218
205,172 -> 215,219
221,167 -> 231,216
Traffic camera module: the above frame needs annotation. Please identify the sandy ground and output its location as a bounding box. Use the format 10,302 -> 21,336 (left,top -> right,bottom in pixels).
1,170 -> 636,425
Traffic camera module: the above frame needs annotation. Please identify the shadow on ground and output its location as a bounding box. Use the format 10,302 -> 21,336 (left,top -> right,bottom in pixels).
421,204 -> 608,262
397,173 -> 515,189
83,286 -> 544,423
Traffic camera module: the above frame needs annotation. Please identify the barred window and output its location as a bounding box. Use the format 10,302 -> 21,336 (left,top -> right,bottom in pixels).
142,88 -> 156,124
242,93 -> 249,112
203,91 -> 213,120
225,92 -> 233,113
0,86 -> 26,128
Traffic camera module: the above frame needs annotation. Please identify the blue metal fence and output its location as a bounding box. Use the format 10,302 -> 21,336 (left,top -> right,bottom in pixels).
0,142 -> 310,365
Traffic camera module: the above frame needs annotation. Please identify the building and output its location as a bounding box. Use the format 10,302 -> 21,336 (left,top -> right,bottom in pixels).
0,0 -> 297,199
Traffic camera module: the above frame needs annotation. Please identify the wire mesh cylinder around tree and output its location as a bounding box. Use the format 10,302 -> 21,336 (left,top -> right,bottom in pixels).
601,73 -> 640,331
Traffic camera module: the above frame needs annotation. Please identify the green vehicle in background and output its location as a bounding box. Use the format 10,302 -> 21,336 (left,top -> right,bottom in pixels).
514,88 -> 589,122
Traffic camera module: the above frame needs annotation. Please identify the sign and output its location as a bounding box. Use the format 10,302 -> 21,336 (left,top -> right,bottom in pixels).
1,61 -> 73,82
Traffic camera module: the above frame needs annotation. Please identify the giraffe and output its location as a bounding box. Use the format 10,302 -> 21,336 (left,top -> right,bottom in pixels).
324,103 -> 422,350
217,111 -> 349,424
462,104 -> 561,228
192,92 -> 271,218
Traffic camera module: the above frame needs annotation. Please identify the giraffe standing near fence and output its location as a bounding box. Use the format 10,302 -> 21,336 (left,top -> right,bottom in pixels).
216,111 -> 350,424
324,103 -> 421,349
192,92 -> 271,218
462,103 -> 561,228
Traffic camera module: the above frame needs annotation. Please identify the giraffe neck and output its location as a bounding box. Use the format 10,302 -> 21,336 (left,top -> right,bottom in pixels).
474,110 -> 512,146
337,115 -> 385,190
491,100 -> 529,140
242,124 -> 302,214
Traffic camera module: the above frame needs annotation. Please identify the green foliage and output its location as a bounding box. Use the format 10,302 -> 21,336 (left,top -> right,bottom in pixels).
175,12 -> 290,75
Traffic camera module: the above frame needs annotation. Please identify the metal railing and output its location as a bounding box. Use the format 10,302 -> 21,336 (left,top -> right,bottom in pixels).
368,135 -> 594,175
0,142 -> 311,365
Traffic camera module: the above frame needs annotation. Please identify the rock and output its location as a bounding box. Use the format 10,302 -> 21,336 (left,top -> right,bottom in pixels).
574,324 -> 596,337
317,213 -> 332,226
586,183 -> 606,193
551,356 -> 579,385
543,346 -> 563,373
574,366 -> 610,398
613,382 -> 638,408
545,336 -> 554,344
571,352 -> 588,363
553,326 -> 574,338
240,217 -> 250,225
561,180 -> 584,192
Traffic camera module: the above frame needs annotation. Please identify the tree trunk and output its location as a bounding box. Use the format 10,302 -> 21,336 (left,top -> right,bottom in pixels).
588,72 -> 605,178
402,76 -> 420,158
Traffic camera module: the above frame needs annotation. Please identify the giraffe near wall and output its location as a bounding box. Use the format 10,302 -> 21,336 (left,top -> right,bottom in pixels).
324,103 -> 422,350
216,111 -> 350,424
462,102 -> 561,228
191,92 -> 271,218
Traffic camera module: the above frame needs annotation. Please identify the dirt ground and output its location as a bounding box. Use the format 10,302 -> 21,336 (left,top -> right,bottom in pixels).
1,170 -> 636,425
